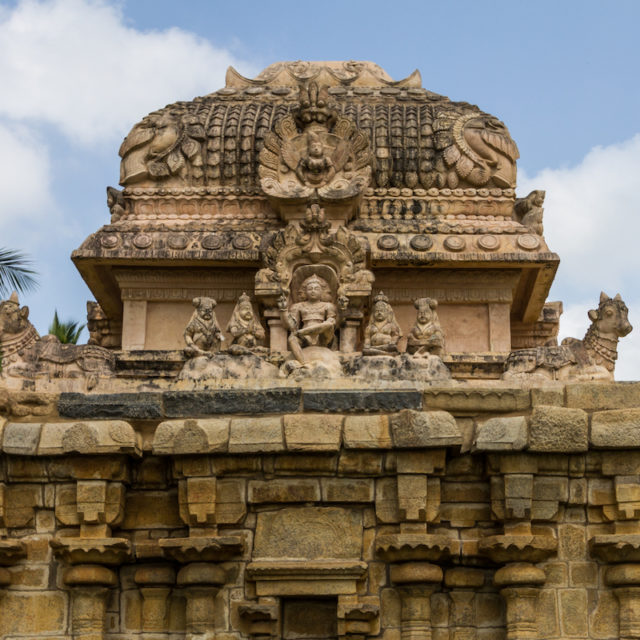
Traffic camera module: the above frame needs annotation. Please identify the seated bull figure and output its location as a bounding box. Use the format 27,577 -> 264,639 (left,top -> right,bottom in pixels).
0,292 -> 114,387
505,292 -> 632,381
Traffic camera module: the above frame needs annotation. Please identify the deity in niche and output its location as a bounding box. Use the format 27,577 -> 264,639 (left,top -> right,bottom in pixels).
278,273 -> 338,364
363,292 -> 402,356
407,297 -> 445,357
226,293 -> 266,355
296,130 -> 336,186
184,297 -> 224,358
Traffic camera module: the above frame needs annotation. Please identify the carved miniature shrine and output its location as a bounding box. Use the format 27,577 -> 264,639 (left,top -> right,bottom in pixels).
0,61 -> 637,640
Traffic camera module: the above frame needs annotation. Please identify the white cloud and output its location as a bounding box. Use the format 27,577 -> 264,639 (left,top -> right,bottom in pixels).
0,123 -> 53,226
519,134 -> 640,295
519,135 -> 640,379
0,0 -> 254,144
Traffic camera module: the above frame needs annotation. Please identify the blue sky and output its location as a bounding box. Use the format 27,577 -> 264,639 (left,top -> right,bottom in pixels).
1,0 -> 640,377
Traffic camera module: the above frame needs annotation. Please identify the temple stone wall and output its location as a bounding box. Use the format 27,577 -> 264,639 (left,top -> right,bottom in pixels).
0,382 -> 638,639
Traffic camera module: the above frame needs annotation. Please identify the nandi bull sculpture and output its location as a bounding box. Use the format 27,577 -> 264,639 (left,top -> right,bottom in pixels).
0,292 -> 115,389
504,292 -> 632,381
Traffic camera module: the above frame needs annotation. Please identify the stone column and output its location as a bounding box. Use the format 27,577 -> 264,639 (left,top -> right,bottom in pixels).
134,564 -> 176,640
606,564 -> 640,640
177,562 -> 226,640
493,563 -> 545,640
340,319 -> 361,353
264,309 -> 288,353
391,562 -> 443,640
64,564 -> 117,640
445,568 -> 485,640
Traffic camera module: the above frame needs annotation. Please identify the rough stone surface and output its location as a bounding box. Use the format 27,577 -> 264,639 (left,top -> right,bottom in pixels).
228,416 -> 284,453
283,414 -> 342,451
164,389 -> 301,416
591,408 -> 640,448
473,416 -> 528,451
343,415 -> 392,449
59,393 -> 163,419
528,405 -> 588,452
390,410 -> 461,447
303,390 -> 422,413
566,382 -> 640,410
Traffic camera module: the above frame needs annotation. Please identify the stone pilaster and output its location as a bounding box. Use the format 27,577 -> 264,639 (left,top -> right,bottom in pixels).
64,564 -> 117,640
494,563 -> 545,640
390,562 -> 443,640
177,562 -> 226,640
134,564 -> 176,640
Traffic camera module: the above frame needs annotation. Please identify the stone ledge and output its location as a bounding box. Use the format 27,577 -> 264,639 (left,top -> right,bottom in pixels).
58,393 -> 163,419
3,420 -> 141,456
528,405 -> 588,452
565,382 -> 640,410
591,409 -> 640,448
303,390 -> 422,413
390,410 -> 461,448
423,388 -> 530,413
164,389 -> 301,417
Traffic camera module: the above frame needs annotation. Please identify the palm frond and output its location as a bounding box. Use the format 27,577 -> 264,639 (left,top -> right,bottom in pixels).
0,248 -> 38,297
48,310 -> 86,344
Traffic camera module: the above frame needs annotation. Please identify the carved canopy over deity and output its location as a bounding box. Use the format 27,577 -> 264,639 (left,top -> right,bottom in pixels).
258,82 -> 372,203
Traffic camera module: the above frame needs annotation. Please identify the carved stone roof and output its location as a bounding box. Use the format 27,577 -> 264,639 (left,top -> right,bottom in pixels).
119,61 -> 519,194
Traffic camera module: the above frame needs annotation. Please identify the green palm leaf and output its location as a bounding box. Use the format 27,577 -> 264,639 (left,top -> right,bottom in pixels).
0,248 -> 38,297
48,310 -> 86,344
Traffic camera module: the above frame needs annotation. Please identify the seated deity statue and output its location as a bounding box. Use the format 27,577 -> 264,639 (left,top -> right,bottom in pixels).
278,274 -> 337,364
407,297 -> 445,357
184,297 -> 224,358
226,293 -> 266,355
363,292 -> 402,356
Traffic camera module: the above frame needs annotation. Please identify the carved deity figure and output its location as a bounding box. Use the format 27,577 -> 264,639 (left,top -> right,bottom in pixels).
407,298 -> 445,357
184,297 -> 224,358
296,131 -> 336,186
363,292 -> 402,356
514,190 -> 545,235
226,293 -> 265,355
278,274 -> 337,364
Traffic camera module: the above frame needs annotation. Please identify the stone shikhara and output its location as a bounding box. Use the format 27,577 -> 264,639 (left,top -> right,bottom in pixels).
0,60 -> 635,639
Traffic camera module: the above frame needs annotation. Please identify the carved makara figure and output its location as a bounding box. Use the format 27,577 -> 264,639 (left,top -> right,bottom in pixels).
0,292 -> 114,387
435,111 -> 519,189
407,297 -> 445,357
505,292 -> 632,381
363,292 -> 402,356
226,293 -> 266,355
514,190 -> 545,235
184,297 -> 224,358
278,274 -> 338,364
